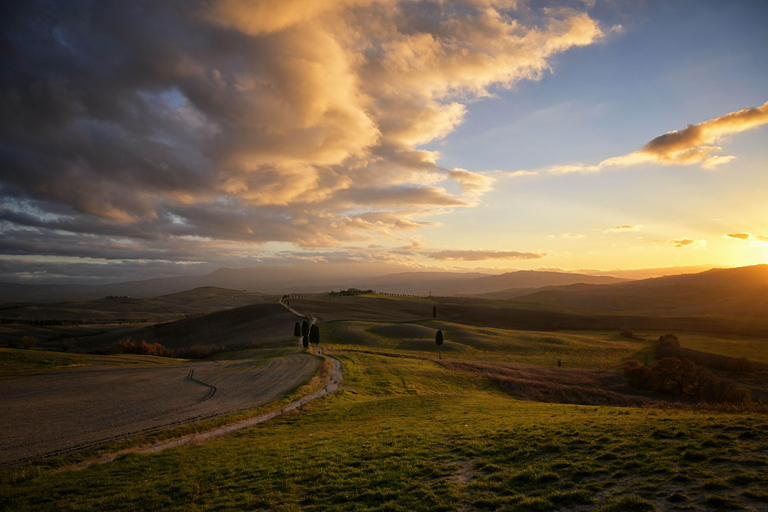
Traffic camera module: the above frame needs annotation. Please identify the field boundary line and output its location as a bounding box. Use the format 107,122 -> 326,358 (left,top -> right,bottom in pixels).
66,353 -> 343,470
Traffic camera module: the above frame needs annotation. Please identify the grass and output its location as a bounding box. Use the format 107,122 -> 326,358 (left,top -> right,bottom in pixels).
5,293 -> 768,510
0,347 -> 182,376
324,320 -> 653,369
641,331 -> 768,364
3,351 -> 768,511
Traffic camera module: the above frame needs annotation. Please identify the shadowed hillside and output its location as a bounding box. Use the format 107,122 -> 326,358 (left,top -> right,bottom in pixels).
0,287 -> 275,350
72,303 -> 305,353
293,293 -> 768,338
513,264 -> 768,318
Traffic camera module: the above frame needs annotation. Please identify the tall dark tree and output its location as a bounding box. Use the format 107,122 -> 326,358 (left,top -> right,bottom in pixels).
435,329 -> 443,359
302,320 -> 310,337
294,322 -> 301,337
310,324 -> 320,345
432,305 -> 436,319
302,335 -> 309,348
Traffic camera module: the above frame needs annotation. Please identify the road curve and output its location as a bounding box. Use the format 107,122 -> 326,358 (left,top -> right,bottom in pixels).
69,350 -> 343,469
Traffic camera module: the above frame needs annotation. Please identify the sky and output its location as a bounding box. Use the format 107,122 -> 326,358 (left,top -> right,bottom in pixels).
1,0 -> 767,284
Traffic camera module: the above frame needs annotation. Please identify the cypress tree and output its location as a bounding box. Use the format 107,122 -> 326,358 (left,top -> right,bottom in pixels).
310,324 -> 320,345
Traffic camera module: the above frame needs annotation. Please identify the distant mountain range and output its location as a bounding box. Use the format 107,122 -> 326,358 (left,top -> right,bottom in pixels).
0,266 -> 628,302
3,264 -> 768,322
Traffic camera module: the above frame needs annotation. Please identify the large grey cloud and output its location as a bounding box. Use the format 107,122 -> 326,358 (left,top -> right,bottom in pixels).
0,0 -> 604,281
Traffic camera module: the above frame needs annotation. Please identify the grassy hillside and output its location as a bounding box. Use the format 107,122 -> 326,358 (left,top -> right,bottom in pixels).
293,293 -> 768,338
3,293 -> 768,510
75,303 -> 304,352
0,286 -> 271,324
324,320 -> 653,370
0,348 -> 183,376
0,287 -> 275,350
515,264 -> 768,319
4,351 -> 768,511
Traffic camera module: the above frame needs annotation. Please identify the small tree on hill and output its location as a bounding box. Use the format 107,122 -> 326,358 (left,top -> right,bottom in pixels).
435,329 -> 443,359
658,333 -> 679,347
302,320 -> 310,337
294,322 -> 301,337
310,324 -> 320,345
620,327 -> 635,339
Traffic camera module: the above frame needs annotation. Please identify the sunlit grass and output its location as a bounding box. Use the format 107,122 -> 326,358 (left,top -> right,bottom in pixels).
3,352 -> 768,511
637,331 -> 768,364
324,320 -> 652,369
0,347 -> 182,376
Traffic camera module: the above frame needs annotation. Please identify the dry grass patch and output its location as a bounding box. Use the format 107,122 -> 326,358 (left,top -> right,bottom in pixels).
440,360 -> 655,407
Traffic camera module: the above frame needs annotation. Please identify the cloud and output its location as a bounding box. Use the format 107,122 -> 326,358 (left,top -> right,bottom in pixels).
723,232 -> 768,245
508,170 -> 539,177
0,0 -> 606,280
551,233 -> 584,239
425,250 -> 546,261
668,238 -> 707,248
548,101 -> 768,174
447,169 -> 495,197
393,238 -> 425,254
604,225 -> 641,233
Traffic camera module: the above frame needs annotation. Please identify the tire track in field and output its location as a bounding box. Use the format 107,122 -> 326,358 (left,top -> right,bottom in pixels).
187,369 -> 217,401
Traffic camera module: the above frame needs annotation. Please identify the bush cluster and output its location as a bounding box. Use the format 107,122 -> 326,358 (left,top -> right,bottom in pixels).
619,327 -> 636,339
655,343 -> 760,374
623,357 -> 750,404
176,344 -> 226,359
174,340 -> 262,359
107,339 -> 170,357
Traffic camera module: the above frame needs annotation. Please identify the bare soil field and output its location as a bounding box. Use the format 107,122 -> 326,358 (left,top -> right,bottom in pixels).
72,303 -> 303,352
0,287 -> 278,350
0,353 -> 319,468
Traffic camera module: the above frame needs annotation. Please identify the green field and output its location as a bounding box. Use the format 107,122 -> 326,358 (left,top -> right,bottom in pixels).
3,294 -> 768,511
0,347 -> 183,376
325,320 -> 655,369
3,351 -> 768,511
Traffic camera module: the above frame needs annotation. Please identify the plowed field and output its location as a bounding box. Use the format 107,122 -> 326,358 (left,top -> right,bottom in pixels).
0,353 -> 319,467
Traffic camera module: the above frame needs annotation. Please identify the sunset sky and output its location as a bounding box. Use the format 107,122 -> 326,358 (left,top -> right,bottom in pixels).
1,0 -> 767,283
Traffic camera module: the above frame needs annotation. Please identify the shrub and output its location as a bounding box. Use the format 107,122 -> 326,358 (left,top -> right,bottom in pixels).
623,356 -> 751,404
177,344 -> 225,359
21,335 -> 38,349
622,360 -> 652,389
620,327 -> 635,339
658,333 -> 680,347
107,338 -> 170,357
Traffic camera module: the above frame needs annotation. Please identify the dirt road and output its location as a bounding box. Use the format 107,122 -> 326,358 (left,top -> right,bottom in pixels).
64,350 -> 343,469
0,354 -> 319,468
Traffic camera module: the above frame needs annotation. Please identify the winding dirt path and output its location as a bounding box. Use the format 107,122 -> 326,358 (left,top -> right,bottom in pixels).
2,354 -> 320,468
66,351 -> 342,469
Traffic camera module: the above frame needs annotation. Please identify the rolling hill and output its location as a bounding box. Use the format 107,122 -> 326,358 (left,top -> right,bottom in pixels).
0,267 -> 629,301
512,264 -> 768,318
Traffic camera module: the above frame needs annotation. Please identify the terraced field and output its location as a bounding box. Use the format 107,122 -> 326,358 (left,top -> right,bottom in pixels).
0,352 -> 319,468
